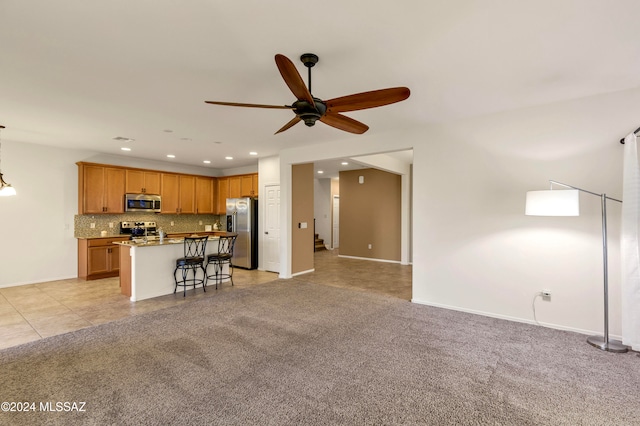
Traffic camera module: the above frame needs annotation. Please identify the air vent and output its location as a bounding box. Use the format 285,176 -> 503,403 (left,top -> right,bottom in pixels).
113,136 -> 135,142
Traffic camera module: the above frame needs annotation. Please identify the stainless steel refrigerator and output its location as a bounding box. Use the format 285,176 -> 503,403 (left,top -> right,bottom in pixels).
226,197 -> 258,269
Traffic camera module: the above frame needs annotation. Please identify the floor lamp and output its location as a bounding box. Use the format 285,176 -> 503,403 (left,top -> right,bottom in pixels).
525,180 -> 628,353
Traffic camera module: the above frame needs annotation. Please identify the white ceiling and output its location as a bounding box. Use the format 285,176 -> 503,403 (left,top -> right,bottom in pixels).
2,1 -> 640,173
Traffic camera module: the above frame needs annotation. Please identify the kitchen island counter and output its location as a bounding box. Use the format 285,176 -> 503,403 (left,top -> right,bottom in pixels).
115,236 -> 226,301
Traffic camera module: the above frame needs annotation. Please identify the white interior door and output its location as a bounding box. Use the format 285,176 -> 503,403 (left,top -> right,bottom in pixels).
264,185 -> 280,273
332,195 -> 339,249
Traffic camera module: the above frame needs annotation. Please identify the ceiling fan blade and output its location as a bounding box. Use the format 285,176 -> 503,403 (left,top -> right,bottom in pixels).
320,113 -> 369,134
205,100 -> 292,109
274,116 -> 302,134
275,54 -> 316,105
325,87 -> 410,113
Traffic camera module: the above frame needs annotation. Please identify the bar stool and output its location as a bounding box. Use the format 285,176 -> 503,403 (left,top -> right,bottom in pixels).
205,233 -> 237,289
174,236 -> 208,297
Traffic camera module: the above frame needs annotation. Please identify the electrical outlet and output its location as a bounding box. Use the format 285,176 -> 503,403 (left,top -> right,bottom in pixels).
109,222 -> 114,228
368,244 -> 372,249
170,221 -> 174,226
90,223 -> 96,229
199,221 -> 203,225
542,290 -> 552,297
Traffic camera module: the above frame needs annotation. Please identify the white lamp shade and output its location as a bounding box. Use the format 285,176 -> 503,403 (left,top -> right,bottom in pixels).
525,189 -> 579,216
0,185 -> 16,196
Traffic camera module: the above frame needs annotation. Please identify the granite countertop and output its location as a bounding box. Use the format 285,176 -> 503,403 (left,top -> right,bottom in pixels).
114,234 -> 219,247
77,231 -> 223,240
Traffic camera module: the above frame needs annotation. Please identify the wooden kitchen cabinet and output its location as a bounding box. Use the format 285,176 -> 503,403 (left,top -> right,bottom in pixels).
161,173 -> 195,214
125,170 -> 161,194
216,177 -> 229,214
252,173 -> 258,196
240,173 -> 258,197
78,237 -> 129,280
195,176 -> 215,214
228,176 -> 241,198
78,163 -> 126,214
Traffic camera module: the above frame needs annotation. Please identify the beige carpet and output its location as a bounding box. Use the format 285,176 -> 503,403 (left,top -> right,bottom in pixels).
1,278 -> 638,425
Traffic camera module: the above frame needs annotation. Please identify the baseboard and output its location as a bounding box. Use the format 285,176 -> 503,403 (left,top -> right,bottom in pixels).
0,274 -> 79,289
411,298 -> 622,341
338,255 -> 401,264
291,268 -> 315,277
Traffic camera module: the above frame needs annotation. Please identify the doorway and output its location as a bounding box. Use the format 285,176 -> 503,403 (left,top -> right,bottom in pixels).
264,184 -> 280,273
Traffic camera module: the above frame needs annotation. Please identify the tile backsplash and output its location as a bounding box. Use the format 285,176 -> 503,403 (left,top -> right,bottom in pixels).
75,214 -> 225,238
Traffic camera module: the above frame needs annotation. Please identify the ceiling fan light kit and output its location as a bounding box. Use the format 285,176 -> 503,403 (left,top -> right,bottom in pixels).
205,53 -> 410,135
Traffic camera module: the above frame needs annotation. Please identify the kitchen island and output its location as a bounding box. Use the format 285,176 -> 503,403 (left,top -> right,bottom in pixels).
115,236 -> 229,301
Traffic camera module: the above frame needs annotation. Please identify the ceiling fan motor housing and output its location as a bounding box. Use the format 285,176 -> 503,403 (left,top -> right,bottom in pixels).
293,98 -> 327,126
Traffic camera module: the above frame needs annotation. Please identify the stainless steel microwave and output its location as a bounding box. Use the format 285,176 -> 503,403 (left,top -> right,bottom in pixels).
125,193 -> 161,213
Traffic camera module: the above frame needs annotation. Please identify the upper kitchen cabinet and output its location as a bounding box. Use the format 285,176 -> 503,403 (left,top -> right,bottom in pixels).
216,177 -> 229,214
228,176 -> 241,198
77,163 -> 126,214
195,176 -> 215,214
161,173 -> 195,214
229,173 -> 258,198
241,174 -> 258,197
125,170 -> 161,194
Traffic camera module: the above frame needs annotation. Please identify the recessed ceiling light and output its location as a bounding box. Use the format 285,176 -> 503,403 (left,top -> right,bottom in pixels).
249,151 -> 258,156
203,160 -> 211,164
341,162 -> 349,165
317,170 -> 324,174
225,156 -> 233,160
180,137 -> 192,141
121,147 -> 131,151
163,129 -> 173,133
167,154 -> 175,158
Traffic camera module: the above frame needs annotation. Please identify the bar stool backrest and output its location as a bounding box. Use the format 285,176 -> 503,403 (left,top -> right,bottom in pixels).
184,236 -> 208,260
217,233 -> 237,257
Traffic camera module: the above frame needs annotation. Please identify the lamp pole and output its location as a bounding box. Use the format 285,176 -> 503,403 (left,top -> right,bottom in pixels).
549,181 -> 627,353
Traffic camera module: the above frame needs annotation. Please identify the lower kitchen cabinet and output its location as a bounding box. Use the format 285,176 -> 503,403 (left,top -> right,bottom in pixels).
78,237 -> 129,280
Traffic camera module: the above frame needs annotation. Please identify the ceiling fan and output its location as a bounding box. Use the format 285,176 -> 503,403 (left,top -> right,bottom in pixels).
205,53 -> 410,135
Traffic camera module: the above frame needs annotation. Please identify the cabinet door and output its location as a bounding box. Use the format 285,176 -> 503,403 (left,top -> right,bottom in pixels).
240,175 -> 253,197
81,165 -> 124,214
179,175 -> 196,214
228,176 -> 241,198
104,168 -> 125,213
87,246 -> 110,275
83,165 -> 106,214
252,173 -> 258,196
143,172 -> 161,195
110,245 -> 120,271
125,170 -> 145,193
195,177 -> 214,214
161,174 -> 180,213
217,178 -> 229,214
126,170 -> 161,194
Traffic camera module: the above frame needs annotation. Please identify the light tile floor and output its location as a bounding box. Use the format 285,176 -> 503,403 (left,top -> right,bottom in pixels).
0,250 -> 412,350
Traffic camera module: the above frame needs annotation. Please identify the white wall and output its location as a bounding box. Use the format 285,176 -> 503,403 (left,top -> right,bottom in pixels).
0,142 -> 84,286
412,87 -> 640,339
0,142 -> 223,288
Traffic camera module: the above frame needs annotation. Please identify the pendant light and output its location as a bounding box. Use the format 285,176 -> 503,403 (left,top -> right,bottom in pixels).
0,125 -> 17,196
